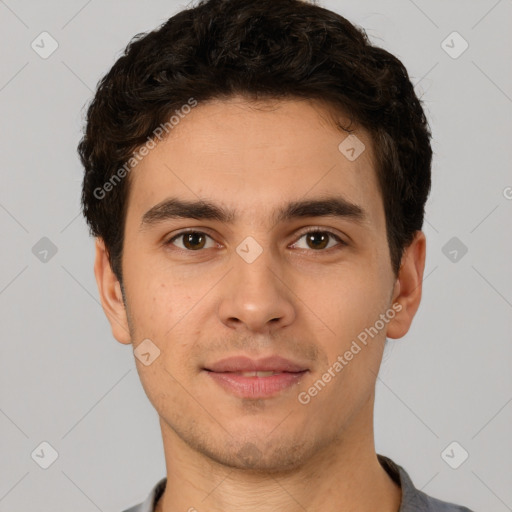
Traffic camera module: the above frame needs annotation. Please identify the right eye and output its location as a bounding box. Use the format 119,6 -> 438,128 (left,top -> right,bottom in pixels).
165,230 -> 217,251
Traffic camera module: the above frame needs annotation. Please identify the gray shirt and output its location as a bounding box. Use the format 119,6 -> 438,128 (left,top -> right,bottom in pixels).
122,454 -> 475,512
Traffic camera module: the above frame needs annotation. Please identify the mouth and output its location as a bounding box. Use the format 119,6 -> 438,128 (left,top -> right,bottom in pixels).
204,370 -> 308,399
203,356 -> 309,399
226,371 -> 289,377
203,355 -> 309,374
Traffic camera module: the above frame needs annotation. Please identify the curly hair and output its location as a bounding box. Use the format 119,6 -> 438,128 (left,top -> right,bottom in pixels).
78,0 -> 432,285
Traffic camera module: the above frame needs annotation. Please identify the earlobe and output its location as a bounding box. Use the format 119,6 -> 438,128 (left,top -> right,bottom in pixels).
93,237 -> 132,345
386,231 -> 426,339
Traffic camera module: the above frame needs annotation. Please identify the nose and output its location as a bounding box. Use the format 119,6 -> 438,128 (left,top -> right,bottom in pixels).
217,248 -> 296,334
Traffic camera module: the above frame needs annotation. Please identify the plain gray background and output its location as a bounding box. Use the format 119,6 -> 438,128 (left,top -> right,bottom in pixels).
1,0 -> 511,510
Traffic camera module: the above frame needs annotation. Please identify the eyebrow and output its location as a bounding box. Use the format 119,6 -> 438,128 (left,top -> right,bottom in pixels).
139,196 -> 367,231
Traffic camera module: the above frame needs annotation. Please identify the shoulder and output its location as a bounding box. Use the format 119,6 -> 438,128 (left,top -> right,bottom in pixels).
409,481 -> 476,512
120,477 -> 167,512
121,506 -> 143,512
421,493 -> 475,511
377,454 -> 476,512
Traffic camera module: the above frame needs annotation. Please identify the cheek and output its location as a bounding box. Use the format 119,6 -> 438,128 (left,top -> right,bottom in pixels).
314,268 -> 390,342
130,282 -> 200,409
126,261 -> 186,330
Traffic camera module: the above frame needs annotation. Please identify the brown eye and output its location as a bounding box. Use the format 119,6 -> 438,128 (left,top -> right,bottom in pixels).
167,231 -> 214,251
292,229 -> 345,251
305,231 -> 330,250
182,232 -> 206,250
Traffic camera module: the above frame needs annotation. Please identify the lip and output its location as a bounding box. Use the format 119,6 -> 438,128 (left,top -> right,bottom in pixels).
203,355 -> 309,399
204,355 -> 308,373
205,370 -> 308,399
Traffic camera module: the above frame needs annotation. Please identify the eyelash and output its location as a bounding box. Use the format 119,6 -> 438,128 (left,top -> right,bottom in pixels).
164,228 -> 347,253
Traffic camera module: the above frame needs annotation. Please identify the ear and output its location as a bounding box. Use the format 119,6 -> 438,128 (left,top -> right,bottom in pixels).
386,231 -> 426,339
93,237 -> 132,344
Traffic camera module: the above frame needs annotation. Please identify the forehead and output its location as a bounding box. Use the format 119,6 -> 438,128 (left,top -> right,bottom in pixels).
125,97 -> 384,229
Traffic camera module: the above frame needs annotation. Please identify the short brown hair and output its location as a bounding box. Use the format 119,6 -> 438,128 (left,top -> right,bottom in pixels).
78,0 -> 432,284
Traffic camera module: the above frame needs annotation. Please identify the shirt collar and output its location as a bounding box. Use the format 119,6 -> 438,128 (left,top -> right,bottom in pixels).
377,454 -> 432,511
134,476 -> 166,512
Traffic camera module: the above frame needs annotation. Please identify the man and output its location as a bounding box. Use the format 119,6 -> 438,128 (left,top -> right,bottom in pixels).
78,0 -> 475,510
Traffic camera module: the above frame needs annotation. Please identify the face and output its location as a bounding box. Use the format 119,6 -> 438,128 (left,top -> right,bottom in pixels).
95,96 -> 425,472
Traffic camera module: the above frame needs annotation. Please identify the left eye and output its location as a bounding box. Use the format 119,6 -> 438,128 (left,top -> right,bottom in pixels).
291,230 -> 344,251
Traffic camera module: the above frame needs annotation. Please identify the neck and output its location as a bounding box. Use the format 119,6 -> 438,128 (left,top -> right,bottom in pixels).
155,396 -> 401,512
